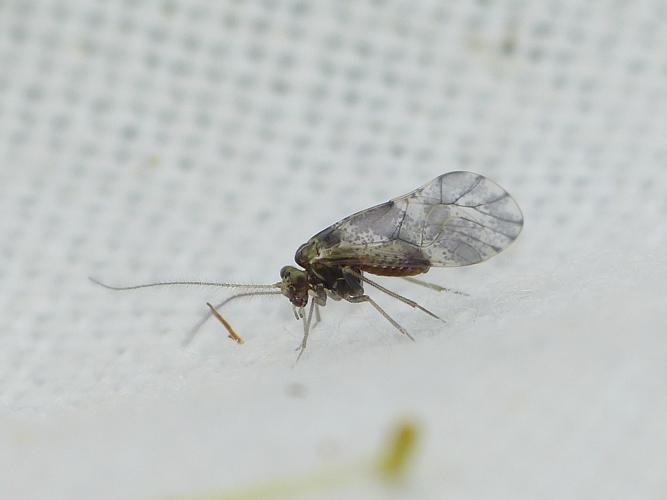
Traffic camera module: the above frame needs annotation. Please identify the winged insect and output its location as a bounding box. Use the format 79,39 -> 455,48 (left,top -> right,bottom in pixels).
92,171 -> 523,359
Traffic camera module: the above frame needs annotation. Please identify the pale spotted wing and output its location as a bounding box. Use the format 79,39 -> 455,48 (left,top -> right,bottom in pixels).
303,171 -> 523,269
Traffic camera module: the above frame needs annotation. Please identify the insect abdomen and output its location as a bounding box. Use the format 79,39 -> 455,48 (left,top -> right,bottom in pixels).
360,265 -> 430,277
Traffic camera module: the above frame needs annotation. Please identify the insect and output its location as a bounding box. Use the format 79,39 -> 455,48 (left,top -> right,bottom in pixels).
92,171 -> 523,359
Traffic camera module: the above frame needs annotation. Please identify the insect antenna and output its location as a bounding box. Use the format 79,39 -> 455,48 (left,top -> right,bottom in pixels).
205,302 -> 244,344
90,277 -> 283,346
183,290 -> 283,346
89,277 -> 281,290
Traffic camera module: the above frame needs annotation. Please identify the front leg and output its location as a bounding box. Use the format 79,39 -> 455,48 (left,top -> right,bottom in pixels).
309,286 -> 326,329
295,300 -> 316,362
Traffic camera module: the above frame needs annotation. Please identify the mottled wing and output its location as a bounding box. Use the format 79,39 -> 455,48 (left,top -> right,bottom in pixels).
308,171 -> 523,269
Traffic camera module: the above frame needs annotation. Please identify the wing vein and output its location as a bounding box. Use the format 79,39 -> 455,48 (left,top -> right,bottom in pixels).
453,215 -> 516,239
392,201 -> 408,240
464,193 -> 509,208
445,228 -> 504,252
306,172 -> 523,269
474,208 -> 523,225
452,175 -> 483,203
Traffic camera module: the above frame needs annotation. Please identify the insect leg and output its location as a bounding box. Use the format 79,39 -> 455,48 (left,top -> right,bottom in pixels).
307,287 -> 326,330
401,276 -> 469,296
296,301 -> 316,362
313,303 -> 322,327
293,306 -> 305,320
183,290 -> 282,346
347,295 -> 415,341
351,272 -> 445,323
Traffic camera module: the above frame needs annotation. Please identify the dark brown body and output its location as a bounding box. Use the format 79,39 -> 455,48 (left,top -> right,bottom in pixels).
278,171 -> 523,355
280,263 -> 365,308
95,172 -> 523,359
280,238 -> 430,310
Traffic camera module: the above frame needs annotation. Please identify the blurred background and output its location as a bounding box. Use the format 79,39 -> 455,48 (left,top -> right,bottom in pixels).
1,1 -> 665,499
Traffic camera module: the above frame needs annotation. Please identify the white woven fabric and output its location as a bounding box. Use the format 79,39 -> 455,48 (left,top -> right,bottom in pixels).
1,1 -> 665,499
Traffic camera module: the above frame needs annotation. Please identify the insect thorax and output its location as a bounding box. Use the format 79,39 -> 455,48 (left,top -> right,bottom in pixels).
280,261 -> 365,307
294,239 -> 318,268
307,264 -> 364,301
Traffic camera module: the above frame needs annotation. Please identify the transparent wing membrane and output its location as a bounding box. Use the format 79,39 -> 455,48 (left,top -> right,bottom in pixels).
307,171 -> 523,270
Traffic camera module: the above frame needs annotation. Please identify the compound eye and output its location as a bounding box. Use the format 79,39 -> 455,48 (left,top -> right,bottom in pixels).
279,266 -> 293,279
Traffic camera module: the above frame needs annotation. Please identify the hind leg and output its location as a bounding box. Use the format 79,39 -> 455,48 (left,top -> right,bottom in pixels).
347,295 -> 414,341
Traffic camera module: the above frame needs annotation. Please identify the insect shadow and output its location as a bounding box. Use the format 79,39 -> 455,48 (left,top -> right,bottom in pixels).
91,171 -> 523,360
